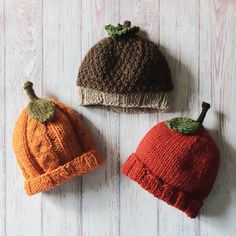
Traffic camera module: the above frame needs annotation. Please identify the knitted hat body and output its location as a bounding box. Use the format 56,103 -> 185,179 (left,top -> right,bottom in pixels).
121,107 -> 219,218
13,83 -> 103,195
77,21 -> 173,112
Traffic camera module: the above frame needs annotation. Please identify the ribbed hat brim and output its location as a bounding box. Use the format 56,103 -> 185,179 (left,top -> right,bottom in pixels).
121,153 -> 203,218
24,150 -> 103,195
77,86 -> 170,113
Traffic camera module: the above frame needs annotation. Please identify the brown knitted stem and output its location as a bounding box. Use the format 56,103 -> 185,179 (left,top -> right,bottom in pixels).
197,102 -> 210,124
123,20 -> 131,28
23,81 -> 39,101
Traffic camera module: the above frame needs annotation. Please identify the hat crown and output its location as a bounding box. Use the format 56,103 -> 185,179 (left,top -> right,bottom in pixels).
12,100 -> 83,179
77,36 -> 173,94
136,121 -> 219,198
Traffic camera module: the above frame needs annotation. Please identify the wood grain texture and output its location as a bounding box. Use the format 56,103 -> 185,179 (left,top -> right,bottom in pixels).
80,1 -> 120,235
42,1 -> 82,236
1,0 -> 236,235
119,2 -> 159,236
4,0 -> 42,235
0,0 -> 6,235
199,1 -> 236,235
159,1 -> 202,235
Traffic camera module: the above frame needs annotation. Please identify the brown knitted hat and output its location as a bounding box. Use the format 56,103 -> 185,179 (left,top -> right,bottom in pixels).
77,21 -> 173,112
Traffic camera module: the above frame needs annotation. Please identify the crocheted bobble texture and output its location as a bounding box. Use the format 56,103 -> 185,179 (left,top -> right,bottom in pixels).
121,121 -> 220,218
77,36 -> 173,94
12,99 -> 103,195
105,21 -> 139,37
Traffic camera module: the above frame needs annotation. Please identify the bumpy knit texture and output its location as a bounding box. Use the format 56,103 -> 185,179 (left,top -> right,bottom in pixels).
121,104 -> 220,218
77,21 -> 173,112
12,82 -> 103,195
23,81 -> 56,122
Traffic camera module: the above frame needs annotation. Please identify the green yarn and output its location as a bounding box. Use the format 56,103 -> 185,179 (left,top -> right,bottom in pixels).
166,102 -> 210,135
23,81 -> 56,123
105,21 -> 139,37
167,117 -> 201,135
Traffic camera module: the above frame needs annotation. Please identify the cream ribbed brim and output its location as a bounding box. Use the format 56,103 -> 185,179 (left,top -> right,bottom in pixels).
77,86 -> 170,113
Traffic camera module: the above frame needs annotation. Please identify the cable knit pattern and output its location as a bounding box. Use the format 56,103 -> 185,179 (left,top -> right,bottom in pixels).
121,121 -> 220,218
77,32 -> 173,112
12,98 -> 103,195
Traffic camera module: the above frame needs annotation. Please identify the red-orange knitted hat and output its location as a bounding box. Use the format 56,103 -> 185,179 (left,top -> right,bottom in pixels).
121,102 -> 220,218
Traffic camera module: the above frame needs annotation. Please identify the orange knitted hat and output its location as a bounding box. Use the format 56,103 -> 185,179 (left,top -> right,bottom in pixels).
121,102 -> 220,218
12,81 -> 103,195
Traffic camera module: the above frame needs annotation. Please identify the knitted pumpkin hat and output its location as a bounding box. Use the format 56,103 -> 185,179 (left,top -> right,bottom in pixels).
12,81 -> 103,195
121,102 -> 220,218
77,21 -> 173,112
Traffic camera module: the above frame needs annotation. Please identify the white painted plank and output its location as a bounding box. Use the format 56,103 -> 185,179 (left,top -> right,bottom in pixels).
4,0 -> 43,235
199,1 -> 236,235
159,1 -> 202,235
160,1 -> 210,235
0,0 -> 6,235
119,1 -> 160,236
42,1 -> 82,235
80,1 -> 120,236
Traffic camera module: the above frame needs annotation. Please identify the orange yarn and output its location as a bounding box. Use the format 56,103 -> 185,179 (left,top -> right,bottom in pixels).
13,98 -> 103,195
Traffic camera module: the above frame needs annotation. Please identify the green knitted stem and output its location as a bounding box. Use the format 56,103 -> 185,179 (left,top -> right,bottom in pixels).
105,21 -> 139,37
167,117 -> 201,135
23,81 -> 56,123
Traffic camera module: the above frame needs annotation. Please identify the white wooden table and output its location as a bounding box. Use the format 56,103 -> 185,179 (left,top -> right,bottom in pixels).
1,1 -> 236,236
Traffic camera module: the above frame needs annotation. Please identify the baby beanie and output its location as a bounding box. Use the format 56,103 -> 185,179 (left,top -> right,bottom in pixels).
121,102 -> 220,218
12,81 -> 103,195
77,21 -> 173,112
